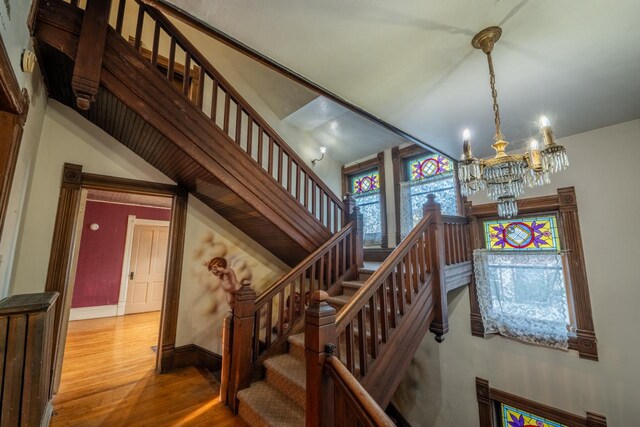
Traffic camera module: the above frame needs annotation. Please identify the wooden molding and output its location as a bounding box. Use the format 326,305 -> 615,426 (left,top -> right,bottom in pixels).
170,344 -> 222,372
342,152 -> 388,248
45,164 -> 188,390
467,187 -> 599,360
476,377 -> 607,427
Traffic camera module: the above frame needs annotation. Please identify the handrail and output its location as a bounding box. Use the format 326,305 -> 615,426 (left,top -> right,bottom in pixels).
336,211 -> 434,332
325,356 -> 395,427
256,223 -> 354,307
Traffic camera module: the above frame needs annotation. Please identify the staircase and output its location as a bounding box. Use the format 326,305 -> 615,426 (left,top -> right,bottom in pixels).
33,0 -> 345,266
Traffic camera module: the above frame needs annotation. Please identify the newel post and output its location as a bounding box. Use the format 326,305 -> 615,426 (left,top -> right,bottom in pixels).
305,291 -> 336,427
219,310 -> 233,405
350,205 -> 365,269
424,194 -> 448,342
227,280 -> 256,413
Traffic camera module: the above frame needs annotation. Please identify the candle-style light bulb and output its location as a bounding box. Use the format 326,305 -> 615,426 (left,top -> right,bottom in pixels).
463,128 -> 471,142
462,129 -> 473,160
320,146 -> 327,154
529,138 -> 543,171
539,115 -> 551,128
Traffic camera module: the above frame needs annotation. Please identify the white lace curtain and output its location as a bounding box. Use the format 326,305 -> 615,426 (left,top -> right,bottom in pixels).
473,249 -> 570,349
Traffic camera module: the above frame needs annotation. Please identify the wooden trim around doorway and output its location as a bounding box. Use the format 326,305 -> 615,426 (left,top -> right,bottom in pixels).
45,164 -> 189,392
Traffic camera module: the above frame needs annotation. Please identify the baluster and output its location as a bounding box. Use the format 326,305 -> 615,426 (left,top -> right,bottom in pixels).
319,254 -> 325,289
277,144 -> 283,183
369,294 -> 379,358
357,310 -> 367,377
379,281 -> 389,342
246,118 -> 253,155
134,5 -> 144,52
304,173 -> 309,209
327,242 -> 332,284
311,181 -> 317,217
287,155 -> 292,192
417,235 -> 426,283
388,275 -> 398,328
411,245 -> 419,293
394,267 -> 404,316
210,78 -> 218,121
341,236 -> 347,275
253,309 -> 261,361
310,262 -> 316,295
277,291 -> 284,336
223,92 -> 230,133
335,241 -> 341,277
167,38 -> 176,82
295,165 -> 301,202
268,137 -> 274,177
151,21 -> 160,67
115,0 -> 126,34
319,192 -> 325,224
182,53 -> 191,98
265,300 -> 273,348
403,256 -> 412,304
326,196 -> 332,229
334,203 -> 339,233
235,106 -> 242,144
257,128 -> 264,167
196,67 -> 205,109
346,322 -> 355,373
288,281 -> 295,328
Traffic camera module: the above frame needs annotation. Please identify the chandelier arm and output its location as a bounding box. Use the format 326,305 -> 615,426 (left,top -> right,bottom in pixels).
486,52 -> 504,141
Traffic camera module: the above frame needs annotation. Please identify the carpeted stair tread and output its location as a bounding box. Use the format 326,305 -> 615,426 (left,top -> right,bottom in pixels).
287,333 -> 305,360
264,354 -> 306,408
237,381 -> 305,427
342,280 -> 364,289
327,294 -> 352,306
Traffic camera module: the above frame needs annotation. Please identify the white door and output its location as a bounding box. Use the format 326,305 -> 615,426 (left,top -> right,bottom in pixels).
124,225 -> 169,314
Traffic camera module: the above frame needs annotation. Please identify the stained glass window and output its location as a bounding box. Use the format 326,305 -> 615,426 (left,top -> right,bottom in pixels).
406,153 -> 453,181
484,216 -> 560,251
349,168 -> 382,246
351,170 -> 380,195
500,404 -> 566,427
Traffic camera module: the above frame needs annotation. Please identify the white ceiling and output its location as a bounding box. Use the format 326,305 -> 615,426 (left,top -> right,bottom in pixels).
166,0 -> 640,160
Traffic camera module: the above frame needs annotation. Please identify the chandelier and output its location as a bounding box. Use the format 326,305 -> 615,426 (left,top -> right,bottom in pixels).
459,26 -> 569,218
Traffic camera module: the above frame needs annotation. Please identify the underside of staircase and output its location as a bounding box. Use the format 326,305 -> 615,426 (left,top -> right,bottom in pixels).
34,0 -> 339,266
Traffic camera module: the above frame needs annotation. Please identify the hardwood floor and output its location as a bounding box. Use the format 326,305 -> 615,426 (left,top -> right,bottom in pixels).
52,312 -> 245,426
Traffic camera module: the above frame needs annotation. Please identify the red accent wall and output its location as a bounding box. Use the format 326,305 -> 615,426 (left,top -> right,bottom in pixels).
71,201 -> 172,308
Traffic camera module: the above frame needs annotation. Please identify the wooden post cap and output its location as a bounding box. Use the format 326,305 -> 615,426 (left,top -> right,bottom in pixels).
310,290 -> 329,304
426,193 -> 437,204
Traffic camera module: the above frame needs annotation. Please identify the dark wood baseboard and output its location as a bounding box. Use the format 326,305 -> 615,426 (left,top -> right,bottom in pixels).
171,344 -> 222,372
386,402 -> 412,427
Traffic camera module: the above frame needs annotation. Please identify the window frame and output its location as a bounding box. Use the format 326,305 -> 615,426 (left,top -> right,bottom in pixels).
392,145 -> 462,245
466,187 -> 599,360
476,378 -> 607,427
342,152 -> 388,248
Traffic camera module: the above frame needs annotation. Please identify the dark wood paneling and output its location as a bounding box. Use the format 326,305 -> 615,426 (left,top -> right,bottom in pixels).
0,293 -> 58,427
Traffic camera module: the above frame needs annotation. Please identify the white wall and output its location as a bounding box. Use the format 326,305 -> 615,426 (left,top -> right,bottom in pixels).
12,101 -> 287,353
393,119 -> 640,426
0,0 -> 49,297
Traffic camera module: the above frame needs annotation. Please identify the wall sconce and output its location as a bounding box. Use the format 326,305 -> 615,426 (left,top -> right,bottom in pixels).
89,223 -> 100,231
311,147 -> 327,167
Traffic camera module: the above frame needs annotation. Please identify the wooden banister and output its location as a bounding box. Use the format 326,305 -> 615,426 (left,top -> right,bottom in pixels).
325,357 -> 395,427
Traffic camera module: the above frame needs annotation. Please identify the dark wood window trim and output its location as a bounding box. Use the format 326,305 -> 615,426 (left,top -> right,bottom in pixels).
466,187 -> 598,360
0,33 -> 30,243
476,378 -> 607,427
45,164 -> 189,392
342,152 -> 388,248
392,144 -> 463,245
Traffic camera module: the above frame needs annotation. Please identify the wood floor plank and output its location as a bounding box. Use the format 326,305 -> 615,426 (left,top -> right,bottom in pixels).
51,312 -> 245,426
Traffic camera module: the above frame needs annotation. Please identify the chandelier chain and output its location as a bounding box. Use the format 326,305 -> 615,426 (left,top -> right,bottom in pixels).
486,52 -> 503,141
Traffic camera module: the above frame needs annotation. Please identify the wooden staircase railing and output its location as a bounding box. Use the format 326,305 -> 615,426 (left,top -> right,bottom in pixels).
63,0 -> 345,234
305,195 -> 472,425
221,196 -> 364,411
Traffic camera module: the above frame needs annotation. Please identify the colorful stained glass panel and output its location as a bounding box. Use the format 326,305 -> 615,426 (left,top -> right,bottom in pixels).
501,404 -> 566,427
350,169 -> 380,195
406,153 -> 452,181
484,216 -> 560,251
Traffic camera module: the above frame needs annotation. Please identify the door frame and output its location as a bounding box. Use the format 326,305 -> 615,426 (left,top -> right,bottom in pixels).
45,163 -> 188,392
118,216 -> 171,316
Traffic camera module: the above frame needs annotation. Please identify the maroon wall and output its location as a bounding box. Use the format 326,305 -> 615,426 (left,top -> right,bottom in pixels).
71,201 -> 172,308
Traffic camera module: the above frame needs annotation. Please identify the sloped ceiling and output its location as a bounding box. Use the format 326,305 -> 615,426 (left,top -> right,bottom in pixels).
164,0 -> 640,159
